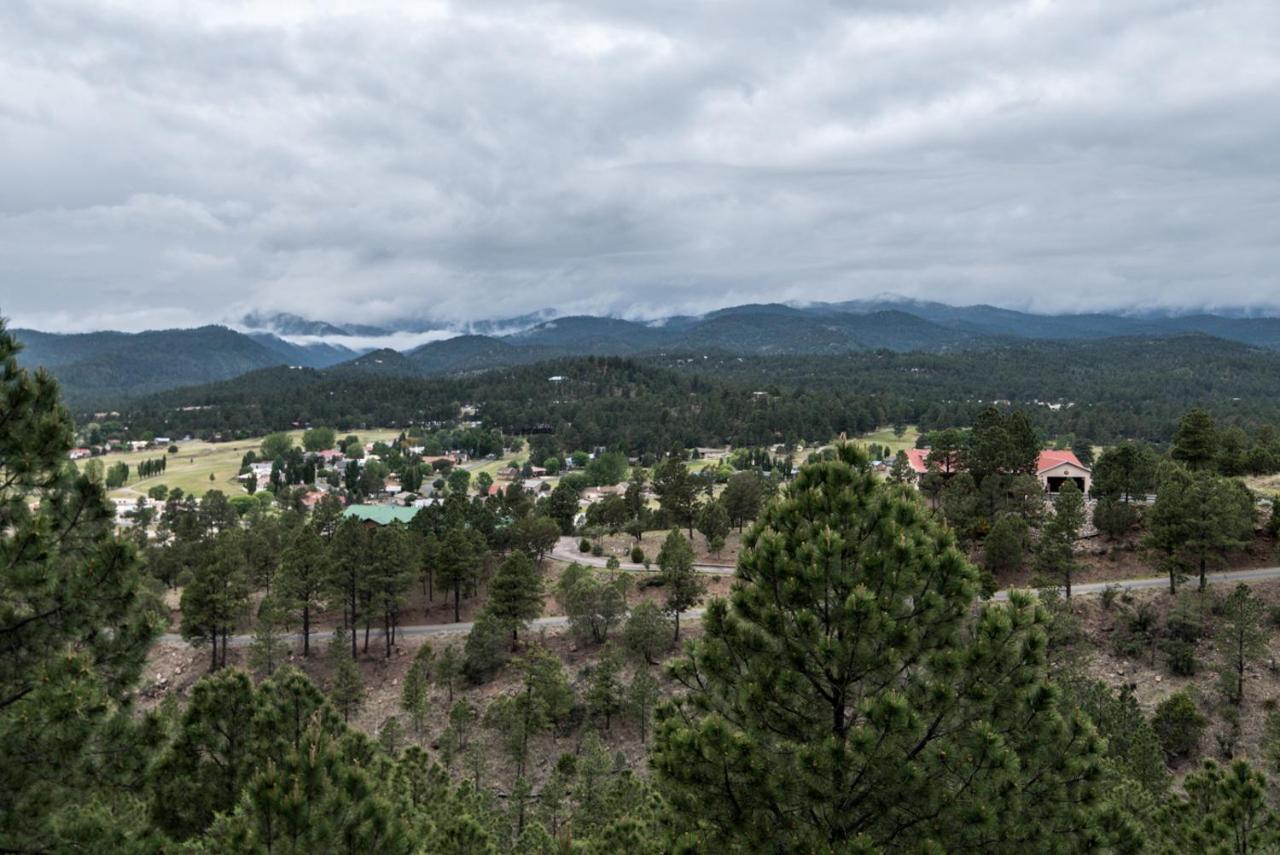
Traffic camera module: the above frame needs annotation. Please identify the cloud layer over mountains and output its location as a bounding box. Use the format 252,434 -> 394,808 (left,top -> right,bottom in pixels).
3,1 -> 1279,331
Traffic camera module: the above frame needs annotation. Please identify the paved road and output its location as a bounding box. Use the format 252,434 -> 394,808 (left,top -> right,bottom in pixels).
160,563 -> 1280,648
994,564 -> 1280,600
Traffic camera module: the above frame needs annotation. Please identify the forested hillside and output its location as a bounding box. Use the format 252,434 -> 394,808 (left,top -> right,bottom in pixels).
116,335 -> 1280,451
21,301 -> 1280,408
11,325 -> 353,404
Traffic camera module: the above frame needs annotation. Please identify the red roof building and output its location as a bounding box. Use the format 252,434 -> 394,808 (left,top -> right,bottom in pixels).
901,447 -> 1091,494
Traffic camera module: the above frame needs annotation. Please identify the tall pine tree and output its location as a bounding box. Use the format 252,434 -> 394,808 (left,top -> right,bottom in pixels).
0,321 -> 159,848
651,444 -> 1108,852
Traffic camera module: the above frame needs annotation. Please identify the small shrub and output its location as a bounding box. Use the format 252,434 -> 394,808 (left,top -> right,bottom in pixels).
591,542 -> 605,557
1267,605 -> 1280,629
579,538 -> 592,553
1166,596 -> 1204,643
1094,497 -> 1138,540
461,613 -> 511,684
1163,639 -> 1198,676
630,545 -> 645,564
1113,602 -> 1159,661
1151,691 -> 1206,762
605,555 -> 620,570
1100,585 -> 1120,610
983,513 -> 1027,573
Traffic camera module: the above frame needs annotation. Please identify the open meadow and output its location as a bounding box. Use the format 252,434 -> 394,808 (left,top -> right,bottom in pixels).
856,425 -> 921,456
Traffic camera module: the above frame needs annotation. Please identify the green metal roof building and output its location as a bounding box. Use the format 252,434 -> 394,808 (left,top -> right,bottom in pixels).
342,504 -> 421,525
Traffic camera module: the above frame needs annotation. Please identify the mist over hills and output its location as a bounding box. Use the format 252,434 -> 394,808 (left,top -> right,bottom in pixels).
18,298 -> 1280,408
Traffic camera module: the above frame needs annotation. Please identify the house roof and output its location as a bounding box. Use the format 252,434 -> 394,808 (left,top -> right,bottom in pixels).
904,448 -> 930,474
342,504 -> 420,525
1036,449 -> 1089,473
903,447 -> 1090,475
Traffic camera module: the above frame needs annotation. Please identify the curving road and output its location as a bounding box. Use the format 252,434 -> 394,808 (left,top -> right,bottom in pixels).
159,556 -> 1280,648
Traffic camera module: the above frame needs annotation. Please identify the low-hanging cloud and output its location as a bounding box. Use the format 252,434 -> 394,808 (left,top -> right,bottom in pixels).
2,0 -> 1279,331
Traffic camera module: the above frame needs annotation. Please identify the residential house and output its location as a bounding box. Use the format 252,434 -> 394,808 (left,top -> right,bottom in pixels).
582,484 -> 625,503
903,447 -> 1091,495
422,454 -> 460,468
1035,450 -> 1092,495
300,489 -> 333,510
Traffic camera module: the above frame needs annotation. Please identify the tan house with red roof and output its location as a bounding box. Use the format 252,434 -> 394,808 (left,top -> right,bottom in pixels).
1034,449 -> 1091,495
903,447 -> 1090,495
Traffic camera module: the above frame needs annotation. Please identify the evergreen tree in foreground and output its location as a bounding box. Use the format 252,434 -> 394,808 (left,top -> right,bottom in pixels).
651,443 -> 1109,852
0,320 -> 159,849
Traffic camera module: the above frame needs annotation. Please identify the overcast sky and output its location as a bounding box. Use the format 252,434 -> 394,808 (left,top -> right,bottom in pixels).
3,0 -> 1279,332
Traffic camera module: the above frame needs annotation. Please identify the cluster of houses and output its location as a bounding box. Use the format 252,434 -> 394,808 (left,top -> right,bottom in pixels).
241,444 -> 472,507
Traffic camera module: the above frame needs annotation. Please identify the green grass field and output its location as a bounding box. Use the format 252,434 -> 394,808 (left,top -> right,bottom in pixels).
464,451 -> 531,481
104,428 -> 403,499
855,425 -> 921,456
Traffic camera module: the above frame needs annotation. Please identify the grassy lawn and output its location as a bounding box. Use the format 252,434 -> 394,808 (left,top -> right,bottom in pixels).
856,425 -> 920,456
464,451 -> 530,481
105,428 -> 402,499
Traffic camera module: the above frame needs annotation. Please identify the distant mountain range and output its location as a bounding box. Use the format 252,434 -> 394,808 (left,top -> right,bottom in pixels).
18,299 -> 1280,407
11,326 -> 355,406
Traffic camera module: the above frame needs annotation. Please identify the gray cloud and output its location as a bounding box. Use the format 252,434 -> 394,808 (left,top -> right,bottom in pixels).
2,0 -> 1279,331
